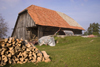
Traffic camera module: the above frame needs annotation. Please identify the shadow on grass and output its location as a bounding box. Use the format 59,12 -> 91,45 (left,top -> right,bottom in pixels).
49,56 -> 52,61
2,64 -> 11,67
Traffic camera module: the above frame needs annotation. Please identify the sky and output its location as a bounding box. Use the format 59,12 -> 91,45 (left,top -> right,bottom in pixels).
0,0 -> 100,37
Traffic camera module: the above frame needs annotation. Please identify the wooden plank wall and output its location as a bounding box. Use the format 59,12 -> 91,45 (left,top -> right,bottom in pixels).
38,26 -> 43,38
42,26 -> 59,36
12,12 -> 36,40
42,26 -> 82,36
73,29 -> 82,34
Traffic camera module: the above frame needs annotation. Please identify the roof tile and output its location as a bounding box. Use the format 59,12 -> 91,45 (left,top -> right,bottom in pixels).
26,5 -> 84,30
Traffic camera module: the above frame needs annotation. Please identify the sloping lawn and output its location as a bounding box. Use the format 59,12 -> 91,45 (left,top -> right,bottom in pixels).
3,36 -> 100,67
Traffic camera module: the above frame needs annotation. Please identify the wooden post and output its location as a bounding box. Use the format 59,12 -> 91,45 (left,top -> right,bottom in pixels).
38,26 -> 43,38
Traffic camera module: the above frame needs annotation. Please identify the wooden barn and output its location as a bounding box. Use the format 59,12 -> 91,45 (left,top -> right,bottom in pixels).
11,5 -> 84,40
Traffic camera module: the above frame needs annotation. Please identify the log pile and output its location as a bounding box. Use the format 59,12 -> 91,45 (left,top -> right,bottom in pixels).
0,37 -> 51,66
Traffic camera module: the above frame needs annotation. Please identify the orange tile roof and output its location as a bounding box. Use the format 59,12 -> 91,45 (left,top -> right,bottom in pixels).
26,5 -> 84,30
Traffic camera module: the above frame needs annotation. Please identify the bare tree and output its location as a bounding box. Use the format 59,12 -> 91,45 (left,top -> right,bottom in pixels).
0,14 -> 8,38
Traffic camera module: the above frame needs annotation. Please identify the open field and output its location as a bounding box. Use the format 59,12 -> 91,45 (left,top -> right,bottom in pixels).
3,36 -> 100,67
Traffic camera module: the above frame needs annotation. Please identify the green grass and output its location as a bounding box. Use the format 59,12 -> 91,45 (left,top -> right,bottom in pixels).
3,36 -> 100,67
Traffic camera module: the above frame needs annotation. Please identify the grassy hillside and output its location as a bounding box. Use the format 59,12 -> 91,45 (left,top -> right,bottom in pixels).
3,36 -> 100,67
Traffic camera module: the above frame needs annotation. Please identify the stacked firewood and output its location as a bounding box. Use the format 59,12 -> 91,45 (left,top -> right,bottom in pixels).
0,37 -> 51,66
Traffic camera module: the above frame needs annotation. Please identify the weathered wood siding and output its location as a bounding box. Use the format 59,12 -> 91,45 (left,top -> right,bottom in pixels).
42,26 -> 59,36
42,26 -> 82,36
38,26 -> 43,38
12,11 -> 36,40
